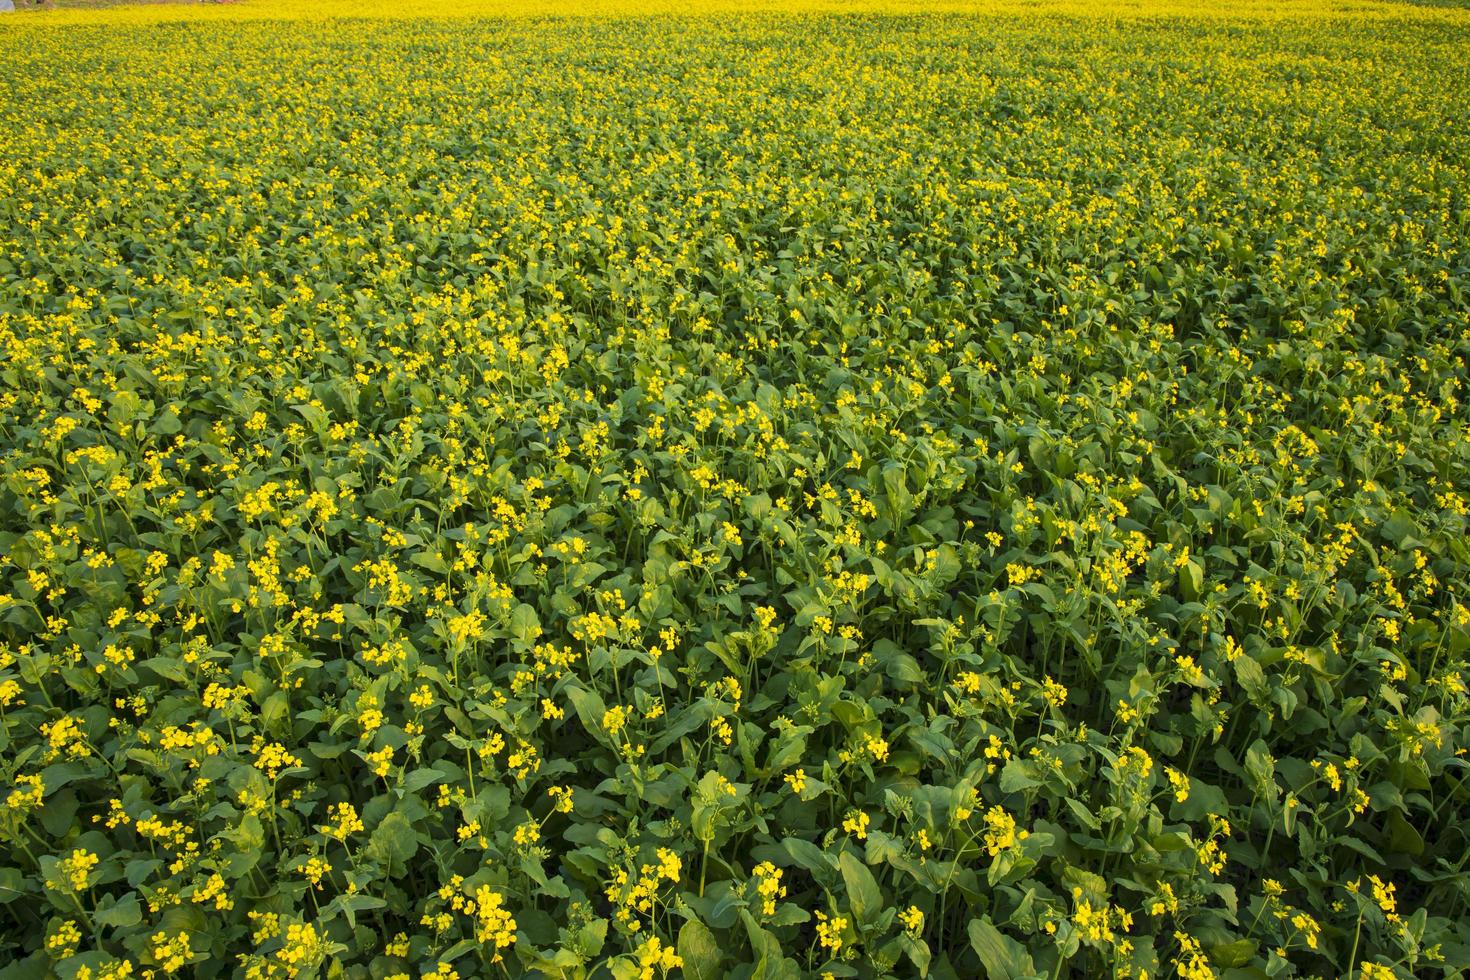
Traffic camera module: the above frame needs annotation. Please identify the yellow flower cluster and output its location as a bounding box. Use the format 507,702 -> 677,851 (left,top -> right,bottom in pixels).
1072,892 -> 1133,947
605,849 -> 681,932
750,861 -> 787,916
46,920 -> 82,959
633,935 -> 683,978
5,773 -> 43,811
53,849 -> 99,893
469,886 -> 517,959
274,922 -> 329,978
320,802 -> 365,839
149,930 -> 191,973
981,805 -> 1027,857
815,911 -> 849,953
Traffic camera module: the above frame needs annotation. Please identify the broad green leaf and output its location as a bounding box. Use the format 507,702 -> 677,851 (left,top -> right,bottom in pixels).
839,849 -> 883,928
968,917 -> 1035,980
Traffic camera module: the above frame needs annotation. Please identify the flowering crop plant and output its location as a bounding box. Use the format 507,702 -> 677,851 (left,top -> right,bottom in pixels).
2,0 -> 1469,977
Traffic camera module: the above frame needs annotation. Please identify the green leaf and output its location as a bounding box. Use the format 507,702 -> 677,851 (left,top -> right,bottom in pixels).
1233,655 -> 1268,702
510,602 -> 543,643
0,868 -> 29,905
885,652 -> 926,686
783,837 -> 834,875
968,917 -> 1034,980
328,892 -> 386,929
368,810 -> 418,875
1243,740 -> 1277,800
1387,811 -> 1424,856
839,849 -> 883,928
999,758 -> 1043,793
882,463 -> 912,523
400,765 -> 444,794
1208,938 -> 1258,968
564,684 -> 609,740
94,893 -> 142,928
740,910 -> 800,980
1177,558 -> 1204,601
0,953 -> 47,980
902,933 -> 932,976
769,904 -> 810,927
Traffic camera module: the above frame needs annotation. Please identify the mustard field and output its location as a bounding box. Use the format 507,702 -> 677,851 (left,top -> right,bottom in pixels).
2,1 -> 1469,977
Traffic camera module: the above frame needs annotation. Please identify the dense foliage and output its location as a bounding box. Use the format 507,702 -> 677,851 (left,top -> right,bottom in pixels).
2,2 -> 1470,978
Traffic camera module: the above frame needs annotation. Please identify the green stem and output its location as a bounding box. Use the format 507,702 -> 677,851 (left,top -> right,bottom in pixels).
1345,910 -> 1364,979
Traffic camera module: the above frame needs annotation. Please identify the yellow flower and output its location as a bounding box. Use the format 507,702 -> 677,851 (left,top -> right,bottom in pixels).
5,773 -> 44,811
1149,882 -> 1179,917
275,921 -> 328,975
955,671 -> 983,695
192,872 -> 234,911
1172,931 -> 1216,980
45,920 -> 82,959
784,768 -> 807,794
815,911 -> 847,953
1368,874 -> 1400,922
656,848 -> 682,882
53,849 -> 100,893
548,785 -> 574,813
301,856 -> 332,888
751,861 -> 787,915
471,886 -> 517,959
863,734 -> 889,763
634,935 -> 682,978
41,715 -> 89,761
253,741 -> 302,779
1290,911 -> 1320,950
982,806 -> 1027,856
149,930 -> 191,973
364,745 -> 394,778
320,802 -> 365,839
1121,745 -> 1153,778
1195,837 -> 1226,875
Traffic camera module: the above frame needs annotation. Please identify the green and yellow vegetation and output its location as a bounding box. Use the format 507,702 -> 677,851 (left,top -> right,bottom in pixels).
2,0 -> 1469,977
